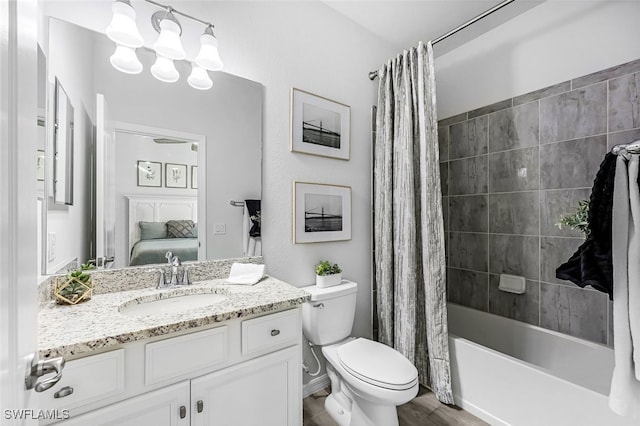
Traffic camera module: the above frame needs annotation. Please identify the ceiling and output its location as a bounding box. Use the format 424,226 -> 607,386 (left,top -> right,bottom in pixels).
323,1 -> 545,56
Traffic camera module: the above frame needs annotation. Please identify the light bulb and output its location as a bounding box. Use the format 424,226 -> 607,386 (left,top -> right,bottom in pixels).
110,45 -> 143,74
150,54 -> 179,83
106,0 -> 143,48
187,63 -> 213,90
195,29 -> 223,71
153,17 -> 186,60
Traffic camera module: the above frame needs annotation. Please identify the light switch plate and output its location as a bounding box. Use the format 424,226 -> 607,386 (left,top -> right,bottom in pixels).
213,223 -> 226,235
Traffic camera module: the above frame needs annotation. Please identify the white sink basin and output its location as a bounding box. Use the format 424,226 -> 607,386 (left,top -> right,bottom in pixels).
120,293 -> 228,316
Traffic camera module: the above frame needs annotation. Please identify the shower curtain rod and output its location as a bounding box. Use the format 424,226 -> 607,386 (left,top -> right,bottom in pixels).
368,0 -> 515,80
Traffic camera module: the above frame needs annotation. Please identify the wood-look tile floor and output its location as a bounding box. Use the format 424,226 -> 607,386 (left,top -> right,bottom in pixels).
303,386 -> 489,426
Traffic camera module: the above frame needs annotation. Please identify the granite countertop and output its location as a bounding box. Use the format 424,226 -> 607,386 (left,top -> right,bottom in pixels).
38,277 -> 310,359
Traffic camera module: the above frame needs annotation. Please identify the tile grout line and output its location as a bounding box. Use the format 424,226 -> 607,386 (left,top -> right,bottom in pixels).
486,114 -> 491,312
538,96 -> 543,327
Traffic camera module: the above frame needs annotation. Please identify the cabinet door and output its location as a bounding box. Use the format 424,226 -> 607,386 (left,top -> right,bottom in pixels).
58,382 -> 190,426
191,346 -> 301,426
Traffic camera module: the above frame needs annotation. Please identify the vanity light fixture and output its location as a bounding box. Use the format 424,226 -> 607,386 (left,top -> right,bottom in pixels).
150,54 -> 179,83
151,8 -> 186,60
187,63 -> 213,90
195,25 -> 223,71
106,0 -> 221,90
106,0 -> 144,48
110,45 -> 143,74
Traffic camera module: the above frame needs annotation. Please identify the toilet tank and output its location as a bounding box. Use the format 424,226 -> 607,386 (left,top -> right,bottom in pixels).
302,281 -> 357,345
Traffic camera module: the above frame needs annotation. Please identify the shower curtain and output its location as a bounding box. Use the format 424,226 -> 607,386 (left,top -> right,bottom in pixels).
373,41 -> 453,403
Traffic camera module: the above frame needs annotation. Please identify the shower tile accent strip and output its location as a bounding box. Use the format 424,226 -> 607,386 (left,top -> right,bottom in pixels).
440,58 -> 640,346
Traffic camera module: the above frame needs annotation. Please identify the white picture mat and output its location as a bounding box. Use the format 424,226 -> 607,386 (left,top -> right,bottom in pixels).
165,163 -> 188,188
294,182 -> 351,243
137,161 -> 161,187
291,89 -> 350,160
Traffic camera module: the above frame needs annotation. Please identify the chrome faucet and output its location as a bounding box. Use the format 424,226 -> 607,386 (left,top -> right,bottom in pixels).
154,252 -> 191,287
169,255 -> 182,286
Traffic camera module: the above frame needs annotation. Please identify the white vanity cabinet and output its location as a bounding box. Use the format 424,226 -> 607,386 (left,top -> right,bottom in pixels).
45,307 -> 302,426
192,346 -> 300,426
59,382 -> 191,426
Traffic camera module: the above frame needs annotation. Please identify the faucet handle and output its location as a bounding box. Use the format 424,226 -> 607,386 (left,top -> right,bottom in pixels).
155,269 -> 167,289
182,266 -> 192,285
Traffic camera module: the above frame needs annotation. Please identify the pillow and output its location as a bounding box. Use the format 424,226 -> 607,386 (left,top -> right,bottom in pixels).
139,221 -> 167,240
166,220 -> 196,238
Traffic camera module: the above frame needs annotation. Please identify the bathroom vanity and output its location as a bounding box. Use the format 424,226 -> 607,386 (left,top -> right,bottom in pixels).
37,276 -> 310,425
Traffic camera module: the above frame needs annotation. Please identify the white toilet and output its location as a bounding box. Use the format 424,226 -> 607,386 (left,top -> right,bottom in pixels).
302,281 -> 419,426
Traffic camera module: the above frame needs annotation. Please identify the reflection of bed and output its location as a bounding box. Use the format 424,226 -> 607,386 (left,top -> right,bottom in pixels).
129,238 -> 197,266
126,195 -> 198,266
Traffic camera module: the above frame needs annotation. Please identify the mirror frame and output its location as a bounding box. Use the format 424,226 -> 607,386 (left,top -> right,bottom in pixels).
53,77 -> 74,206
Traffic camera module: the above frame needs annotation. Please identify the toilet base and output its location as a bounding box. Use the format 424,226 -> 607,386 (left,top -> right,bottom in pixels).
325,393 -> 351,426
324,360 -> 403,426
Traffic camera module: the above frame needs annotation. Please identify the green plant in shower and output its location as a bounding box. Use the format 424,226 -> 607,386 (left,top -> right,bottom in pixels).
556,200 -> 590,237
315,260 -> 342,276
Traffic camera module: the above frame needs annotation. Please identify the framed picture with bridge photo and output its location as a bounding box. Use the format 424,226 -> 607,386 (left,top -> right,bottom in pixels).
290,88 -> 350,160
293,181 -> 351,244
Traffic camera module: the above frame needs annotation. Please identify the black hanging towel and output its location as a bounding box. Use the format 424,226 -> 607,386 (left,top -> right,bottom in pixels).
556,153 -> 617,300
245,199 -> 261,237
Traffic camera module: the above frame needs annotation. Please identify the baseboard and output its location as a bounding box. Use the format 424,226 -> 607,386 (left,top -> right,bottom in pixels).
453,393 -> 510,426
303,374 -> 330,398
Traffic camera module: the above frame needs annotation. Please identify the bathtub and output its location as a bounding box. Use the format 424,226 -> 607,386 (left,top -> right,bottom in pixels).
447,303 -> 635,426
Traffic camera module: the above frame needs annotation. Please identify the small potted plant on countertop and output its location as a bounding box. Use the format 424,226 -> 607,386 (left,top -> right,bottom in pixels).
315,260 -> 342,288
54,263 -> 95,305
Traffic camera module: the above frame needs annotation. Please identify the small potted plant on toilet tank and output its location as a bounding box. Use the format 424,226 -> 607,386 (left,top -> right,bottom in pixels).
315,260 -> 342,288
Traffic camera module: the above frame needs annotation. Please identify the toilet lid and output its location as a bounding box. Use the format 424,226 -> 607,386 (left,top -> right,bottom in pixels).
337,338 -> 418,391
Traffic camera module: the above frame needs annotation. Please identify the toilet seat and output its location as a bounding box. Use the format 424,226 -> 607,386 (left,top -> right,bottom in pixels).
336,338 -> 418,391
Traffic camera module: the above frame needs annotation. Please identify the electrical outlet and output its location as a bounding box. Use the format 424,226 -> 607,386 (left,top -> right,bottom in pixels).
47,232 -> 56,262
213,223 -> 226,235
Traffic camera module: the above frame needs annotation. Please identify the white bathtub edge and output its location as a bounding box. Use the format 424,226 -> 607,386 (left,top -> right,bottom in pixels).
453,392 -> 510,426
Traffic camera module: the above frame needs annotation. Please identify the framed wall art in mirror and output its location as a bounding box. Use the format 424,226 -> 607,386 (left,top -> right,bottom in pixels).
137,160 -> 162,187
291,88 -> 350,160
293,181 -> 352,243
53,77 -> 74,205
166,163 -> 188,188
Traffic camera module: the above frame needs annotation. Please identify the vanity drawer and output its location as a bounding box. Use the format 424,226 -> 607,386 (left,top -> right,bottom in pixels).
242,309 -> 300,356
145,326 -> 228,385
43,349 -> 125,410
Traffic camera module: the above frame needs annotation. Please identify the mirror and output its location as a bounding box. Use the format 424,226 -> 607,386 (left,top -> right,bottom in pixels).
39,17 -> 263,275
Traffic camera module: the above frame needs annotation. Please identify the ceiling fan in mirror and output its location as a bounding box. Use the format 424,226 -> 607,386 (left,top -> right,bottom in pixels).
106,0 -> 223,90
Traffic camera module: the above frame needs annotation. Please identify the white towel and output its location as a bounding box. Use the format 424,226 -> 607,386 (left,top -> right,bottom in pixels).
227,262 -> 265,285
628,156 -> 640,378
609,155 -> 640,418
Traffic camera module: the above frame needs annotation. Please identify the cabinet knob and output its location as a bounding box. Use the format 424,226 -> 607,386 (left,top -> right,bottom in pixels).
54,386 -> 74,398
270,329 -> 280,337
179,405 -> 186,419
196,400 -> 204,413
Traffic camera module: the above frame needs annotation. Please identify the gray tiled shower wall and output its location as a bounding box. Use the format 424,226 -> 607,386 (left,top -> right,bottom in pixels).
440,58 -> 640,346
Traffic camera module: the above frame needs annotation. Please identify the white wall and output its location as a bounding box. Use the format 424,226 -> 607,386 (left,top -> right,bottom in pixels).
436,0 -> 640,119
45,18 -> 95,272
113,132 -> 197,268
